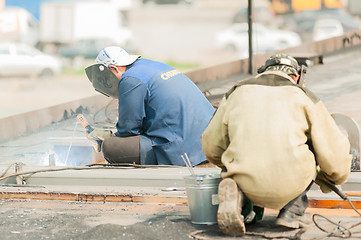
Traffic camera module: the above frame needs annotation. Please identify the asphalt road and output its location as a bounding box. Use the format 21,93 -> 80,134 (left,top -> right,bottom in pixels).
1,199 -> 360,240
0,75 -> 97,118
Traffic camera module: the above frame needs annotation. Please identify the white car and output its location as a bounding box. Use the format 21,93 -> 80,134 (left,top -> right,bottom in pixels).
0,43 -> 62,77
216,23 -> 302,58
313,18 -> 344,41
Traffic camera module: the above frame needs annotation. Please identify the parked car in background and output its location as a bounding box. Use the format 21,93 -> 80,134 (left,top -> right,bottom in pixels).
59,38 -> 118,60
232,6 -> 279,26
313,18 -> 344,41
0,43 -> 62,77
216,23 -> 302,58
280,9 -> 360,42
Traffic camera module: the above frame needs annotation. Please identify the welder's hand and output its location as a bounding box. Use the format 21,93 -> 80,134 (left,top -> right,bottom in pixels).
86,129 -> 113,152
87,129 -> 113,141
315,170 -> 334,193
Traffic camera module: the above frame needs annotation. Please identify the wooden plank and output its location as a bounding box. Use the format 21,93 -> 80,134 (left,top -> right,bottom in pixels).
309,199 -> 361,209
0,191 -> 188,204
0,188 -> 360,210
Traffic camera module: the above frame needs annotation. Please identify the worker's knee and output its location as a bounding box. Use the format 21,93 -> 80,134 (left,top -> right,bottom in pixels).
101,136 -> 140,164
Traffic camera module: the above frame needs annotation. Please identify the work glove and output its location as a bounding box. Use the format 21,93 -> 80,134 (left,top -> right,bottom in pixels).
86,128 -> 113,152
87,128 -> 113,141
314,169 -> 335,194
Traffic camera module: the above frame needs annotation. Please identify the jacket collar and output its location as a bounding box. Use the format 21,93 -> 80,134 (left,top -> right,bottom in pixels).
256,70 -> 296,84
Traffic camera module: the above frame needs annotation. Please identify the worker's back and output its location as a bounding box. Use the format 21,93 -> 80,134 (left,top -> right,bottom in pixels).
119,59 -> 215,166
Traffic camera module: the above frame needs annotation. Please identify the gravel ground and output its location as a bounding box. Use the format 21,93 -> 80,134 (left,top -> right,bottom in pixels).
0,199 -> 211,240
1,199 -> 360,240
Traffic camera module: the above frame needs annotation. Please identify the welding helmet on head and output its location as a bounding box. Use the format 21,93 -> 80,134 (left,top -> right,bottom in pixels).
257,53 -> 301,75
257,53 -> 307,85
85,47 -> 141,98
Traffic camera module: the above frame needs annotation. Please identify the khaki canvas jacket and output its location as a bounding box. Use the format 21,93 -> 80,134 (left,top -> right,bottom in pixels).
202,71 -> 352,209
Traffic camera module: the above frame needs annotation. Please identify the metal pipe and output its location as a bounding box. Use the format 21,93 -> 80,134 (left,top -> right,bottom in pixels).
248,0 -> 253,74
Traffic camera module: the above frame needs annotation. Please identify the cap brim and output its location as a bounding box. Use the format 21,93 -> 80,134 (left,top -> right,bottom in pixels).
117,55 -> 141,66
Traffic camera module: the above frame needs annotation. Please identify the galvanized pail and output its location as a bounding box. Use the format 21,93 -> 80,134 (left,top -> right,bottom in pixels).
184,173 -> 222,225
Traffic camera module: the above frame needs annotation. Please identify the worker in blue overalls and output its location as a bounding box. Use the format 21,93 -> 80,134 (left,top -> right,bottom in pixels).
85,46 -> 215,166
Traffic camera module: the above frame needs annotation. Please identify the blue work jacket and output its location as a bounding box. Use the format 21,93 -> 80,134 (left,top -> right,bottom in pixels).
115,59 -> 215,166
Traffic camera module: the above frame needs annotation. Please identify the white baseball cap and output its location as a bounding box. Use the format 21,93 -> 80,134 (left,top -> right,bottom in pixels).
96,46 -> 141,67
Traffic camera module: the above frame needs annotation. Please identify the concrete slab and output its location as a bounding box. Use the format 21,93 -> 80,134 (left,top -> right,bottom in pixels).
0,165 -> 221,187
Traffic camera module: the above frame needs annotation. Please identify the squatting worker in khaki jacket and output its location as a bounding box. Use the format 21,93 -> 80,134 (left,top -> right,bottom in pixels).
201,54 -> 352,237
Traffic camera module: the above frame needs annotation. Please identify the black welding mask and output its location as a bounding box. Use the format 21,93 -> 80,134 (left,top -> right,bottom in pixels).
85,64 -> 119,98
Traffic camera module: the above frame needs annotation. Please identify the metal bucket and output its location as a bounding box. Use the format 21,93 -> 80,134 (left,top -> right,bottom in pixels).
184,173 -> 222,225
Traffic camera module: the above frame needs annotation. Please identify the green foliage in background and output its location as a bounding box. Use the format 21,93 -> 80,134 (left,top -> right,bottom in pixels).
62,67 -> 86,75
165,60 -> 201,71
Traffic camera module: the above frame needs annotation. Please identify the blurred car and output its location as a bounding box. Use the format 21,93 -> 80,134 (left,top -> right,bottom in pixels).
313,18 -> 344,41
216,23 -> 302,58
59,38 -> 118,60
280,9 -> 360,42
0,42 -> 62,77
232,6 -> 278,25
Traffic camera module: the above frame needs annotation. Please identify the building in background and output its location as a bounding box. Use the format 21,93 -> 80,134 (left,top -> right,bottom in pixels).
0,7 -> 39,46
4,0 -> 60,20
0,0 -> 133,55
39,0 -> 133,54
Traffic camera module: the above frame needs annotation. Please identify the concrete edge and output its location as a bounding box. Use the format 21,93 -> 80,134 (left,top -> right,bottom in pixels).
0,95 -> 106,141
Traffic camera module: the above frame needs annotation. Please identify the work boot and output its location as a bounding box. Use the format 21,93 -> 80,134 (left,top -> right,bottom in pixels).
217,178 -> 246,237
276,210 -> 312,229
